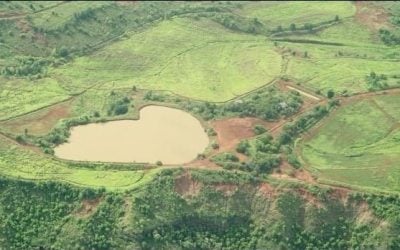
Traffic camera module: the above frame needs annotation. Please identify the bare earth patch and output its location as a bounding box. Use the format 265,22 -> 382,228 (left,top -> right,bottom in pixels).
355,1 -> 391,31
257,182 -> 277,198
211,117 -> 278,152
74,198 -> 101,218
213,183 -> 238,196
272,160 -> 316,184
174,171 -> 202,198
1,100 -> 72,135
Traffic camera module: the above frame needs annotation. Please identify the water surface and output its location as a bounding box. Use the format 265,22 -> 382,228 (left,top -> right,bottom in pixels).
54,106 -> 209,164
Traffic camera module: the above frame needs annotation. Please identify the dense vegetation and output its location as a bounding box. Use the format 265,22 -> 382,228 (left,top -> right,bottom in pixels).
1,170 -> 397,249
1,1 -> 400,249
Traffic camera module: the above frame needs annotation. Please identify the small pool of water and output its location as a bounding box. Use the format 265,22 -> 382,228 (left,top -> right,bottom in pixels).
54,106 -> 209,164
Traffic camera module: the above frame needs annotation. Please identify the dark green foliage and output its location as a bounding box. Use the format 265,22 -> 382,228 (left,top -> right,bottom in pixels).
0,178 -> 103,249
366,71 -> 389,91
288,153 -> 301,168
144,91 -> 165,102
236,139 -> 250,154
211,152 -> 241,169
278,105 -> 330,145
1,56 -> 51,77
185,87 -> 303,121
253,124 -> 266,135
79,194 -> 124,250
108,97 -> 130,116
327,89 -> 335,98
379,29 -> 400,45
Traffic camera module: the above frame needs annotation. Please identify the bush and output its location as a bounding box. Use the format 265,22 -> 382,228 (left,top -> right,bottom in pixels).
253,124 -> 266,135
327,89 -> 335,98
236,140 -> 250,155
114,104 -> 128,115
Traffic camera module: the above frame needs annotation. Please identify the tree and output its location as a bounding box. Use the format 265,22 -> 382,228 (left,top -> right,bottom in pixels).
335,15 -> 339,22
290,23 -> 296,31
327,89 -> 335,99
236,140 -> 250,154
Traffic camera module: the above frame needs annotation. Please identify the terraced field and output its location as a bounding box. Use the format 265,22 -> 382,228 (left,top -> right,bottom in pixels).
299,93 -> 400,192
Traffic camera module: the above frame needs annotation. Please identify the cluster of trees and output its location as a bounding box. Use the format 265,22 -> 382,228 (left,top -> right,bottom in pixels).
0,178 -> 105,249
278,104 -> 332,145
1,56 -> 50,77
366,71 -> 389,91
212,14 -> 265,35
379,29 -> 400,45
272,15 -> 340,35
215,102 -> 337,174
73,7 -> 95,21
107,96 -> 131,116
0,169 -> 399,249
184,88 -> 303,121
143,90 -> 165,102
37,115 -> 91,153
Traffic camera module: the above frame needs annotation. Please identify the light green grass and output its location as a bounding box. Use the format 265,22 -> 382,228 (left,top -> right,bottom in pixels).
0,136 -> 159,190
51,18 -> 282,101
300,96 -> 400,192
287,57 -> 400,93
30,1 -> 110,30
374,95 -> 400,121
0,77 -> 71,120
240,1 -> 355,28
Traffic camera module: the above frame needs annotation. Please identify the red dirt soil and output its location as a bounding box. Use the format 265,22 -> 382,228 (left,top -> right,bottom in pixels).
211,117 -> 279,152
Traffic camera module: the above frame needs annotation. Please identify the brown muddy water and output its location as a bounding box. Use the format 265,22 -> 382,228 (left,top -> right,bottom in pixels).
54,106 -> 209,164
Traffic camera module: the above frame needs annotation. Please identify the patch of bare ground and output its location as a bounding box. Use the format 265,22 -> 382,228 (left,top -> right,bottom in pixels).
74,197 -> 101,218
272,160 -> 317,184
1,100 -> 72,135
211,117 -> 279,152
174,171 -> 202,198
355,1 -> 391,31
297,188 -> 324,208
185,158 -> 220,169
257,182 -> 277,198
213,183 -> 238,196
354,201 -> 377,224
329,187 -> 350,205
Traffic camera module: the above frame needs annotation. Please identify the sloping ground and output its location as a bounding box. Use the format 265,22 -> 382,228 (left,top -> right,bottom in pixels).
0,135 -> 159,190
51,18 -> 282,101
299,93 -> 400,192
1,169 -> 398,249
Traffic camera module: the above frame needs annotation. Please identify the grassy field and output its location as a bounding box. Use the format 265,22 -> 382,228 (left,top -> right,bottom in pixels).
299,95 -> 400,192
0,77 -> 71,121
51,17 -> 282,101
30,1 -> 110,31
0,135 -> 160,190
239,1 -> 355,29
0,1 -> 400,193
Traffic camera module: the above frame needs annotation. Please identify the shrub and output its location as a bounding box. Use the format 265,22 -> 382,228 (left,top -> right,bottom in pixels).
253,124 -> 267,135
114,104 -> 128,115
